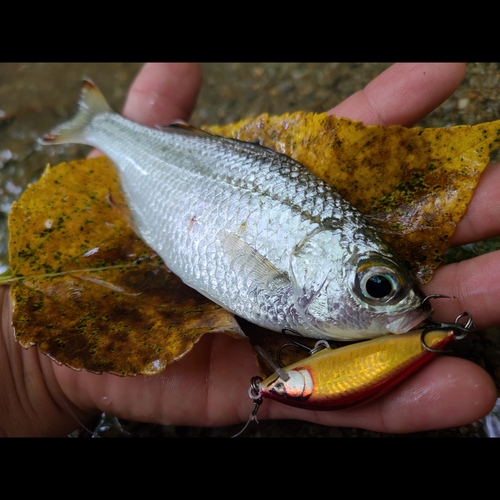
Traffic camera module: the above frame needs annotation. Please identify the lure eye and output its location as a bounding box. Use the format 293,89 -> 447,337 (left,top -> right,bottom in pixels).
270,382 -> 286,395
355,262 -> 404,305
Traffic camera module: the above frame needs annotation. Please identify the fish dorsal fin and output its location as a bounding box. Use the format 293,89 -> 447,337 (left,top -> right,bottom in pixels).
158,121 -> 212,137
159,121 -> 284,159
219,231 -> 291,291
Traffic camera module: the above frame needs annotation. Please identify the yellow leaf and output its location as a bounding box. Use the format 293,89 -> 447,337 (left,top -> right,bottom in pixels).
8,157 -> 243,376
9,111 -> 499,376
205,113 -> 500,283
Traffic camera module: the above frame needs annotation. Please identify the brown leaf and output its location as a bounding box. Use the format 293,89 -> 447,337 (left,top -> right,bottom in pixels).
9,111 -> 499,376
8,157 -> 243,376
205,113 -> 500,283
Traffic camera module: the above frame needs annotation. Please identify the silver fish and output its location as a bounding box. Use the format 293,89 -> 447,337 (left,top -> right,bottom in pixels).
41,79 -> 432,341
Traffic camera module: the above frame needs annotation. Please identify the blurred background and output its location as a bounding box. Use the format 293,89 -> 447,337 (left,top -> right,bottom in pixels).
0,62 -> 499,437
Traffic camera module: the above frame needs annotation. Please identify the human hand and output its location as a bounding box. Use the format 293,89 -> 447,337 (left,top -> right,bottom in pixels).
0,63 -> 496,436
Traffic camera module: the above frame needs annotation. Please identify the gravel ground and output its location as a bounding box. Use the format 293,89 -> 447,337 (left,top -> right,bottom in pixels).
0,63 -> 499,437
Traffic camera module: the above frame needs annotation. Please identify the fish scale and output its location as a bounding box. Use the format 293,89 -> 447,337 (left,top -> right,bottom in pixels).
41,79 -> 432,340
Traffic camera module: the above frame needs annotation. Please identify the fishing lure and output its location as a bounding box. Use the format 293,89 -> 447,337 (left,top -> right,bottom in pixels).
235,314 -> 474,435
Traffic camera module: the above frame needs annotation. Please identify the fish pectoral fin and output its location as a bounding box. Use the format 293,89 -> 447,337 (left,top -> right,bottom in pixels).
106,192 -> 140,234
219,231 -> 291,291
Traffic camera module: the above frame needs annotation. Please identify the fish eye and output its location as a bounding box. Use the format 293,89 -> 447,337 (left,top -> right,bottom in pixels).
355,261 -> 404,304
365,274 -> 394,299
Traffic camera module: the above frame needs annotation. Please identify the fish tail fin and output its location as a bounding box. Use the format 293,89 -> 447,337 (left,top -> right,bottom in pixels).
39,79 -> 112,146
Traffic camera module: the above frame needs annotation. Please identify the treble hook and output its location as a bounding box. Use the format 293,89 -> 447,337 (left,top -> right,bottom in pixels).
421,293 -> 451,304
277,328 -> 330,367
421,293 -> 450,308
421,311 -> 475,353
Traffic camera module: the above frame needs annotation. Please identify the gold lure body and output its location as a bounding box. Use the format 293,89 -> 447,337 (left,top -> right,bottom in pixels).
258,328 -> 456,410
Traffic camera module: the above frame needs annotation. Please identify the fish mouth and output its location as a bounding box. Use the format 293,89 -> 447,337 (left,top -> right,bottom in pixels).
386,303 -> 433,334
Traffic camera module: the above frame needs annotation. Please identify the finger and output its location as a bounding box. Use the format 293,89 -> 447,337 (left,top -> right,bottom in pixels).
88,63 -> 202,159
329,63 -> 466,127
449,162 -> 500,245
0,288 -> 94,436
54,334 -> 257,428
122,63 -> 202,126
423,250 -> 500,329
263,356 -> 496,433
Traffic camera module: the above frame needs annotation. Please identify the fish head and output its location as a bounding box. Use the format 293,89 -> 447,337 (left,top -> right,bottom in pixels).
290,226 -> 432,340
